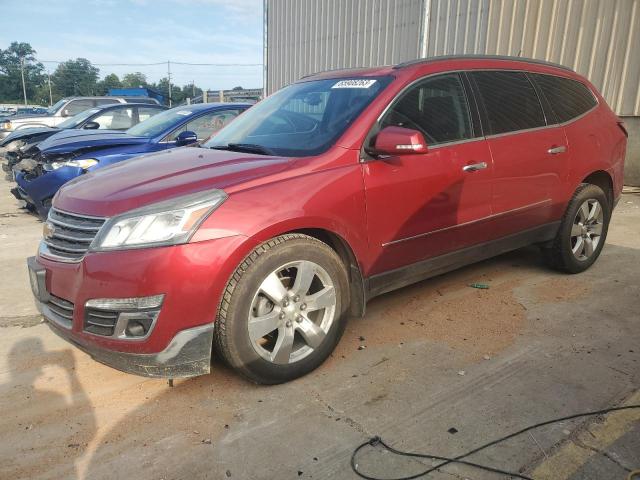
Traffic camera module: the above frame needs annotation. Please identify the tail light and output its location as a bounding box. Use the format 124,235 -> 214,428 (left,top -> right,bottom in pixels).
617,121 -> 628,138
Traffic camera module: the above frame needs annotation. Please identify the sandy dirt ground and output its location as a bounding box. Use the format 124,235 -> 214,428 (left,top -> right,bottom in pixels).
0,184 -> 638,480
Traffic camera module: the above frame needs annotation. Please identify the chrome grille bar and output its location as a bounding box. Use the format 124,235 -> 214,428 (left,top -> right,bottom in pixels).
41,208 -> 107,262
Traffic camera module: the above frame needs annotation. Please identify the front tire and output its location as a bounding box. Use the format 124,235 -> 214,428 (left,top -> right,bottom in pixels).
545,183 -> 610,273
214,234 -> 349,384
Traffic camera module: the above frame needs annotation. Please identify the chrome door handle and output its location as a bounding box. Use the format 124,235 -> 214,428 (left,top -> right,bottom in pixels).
547,145 -> 567,155
462,162 -> 487,172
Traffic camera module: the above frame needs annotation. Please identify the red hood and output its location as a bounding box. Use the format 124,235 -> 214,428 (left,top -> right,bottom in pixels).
54,147 -> 292,217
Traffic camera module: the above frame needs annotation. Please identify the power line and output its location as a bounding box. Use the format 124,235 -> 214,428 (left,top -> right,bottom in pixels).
38,59 -> 263,67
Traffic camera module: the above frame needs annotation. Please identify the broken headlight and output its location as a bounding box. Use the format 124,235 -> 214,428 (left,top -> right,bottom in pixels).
91,189 -> 227,251
50,158 -> 98,170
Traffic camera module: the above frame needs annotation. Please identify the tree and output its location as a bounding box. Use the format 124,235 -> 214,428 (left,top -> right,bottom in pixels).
51,58 -> 99,97
121,72 -> 147,88
0,42 -> 45,104
97,73 -> 122,95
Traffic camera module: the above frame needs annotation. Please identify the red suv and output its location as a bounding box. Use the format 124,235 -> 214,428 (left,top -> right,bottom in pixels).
28,56 -> 627,384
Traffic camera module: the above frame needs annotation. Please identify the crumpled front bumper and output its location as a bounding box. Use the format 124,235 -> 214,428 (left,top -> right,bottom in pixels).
46,317 -> 214,378
16,166 -> 83,218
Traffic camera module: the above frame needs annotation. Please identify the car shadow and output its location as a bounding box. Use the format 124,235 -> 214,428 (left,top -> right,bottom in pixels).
1,338 -> 96,480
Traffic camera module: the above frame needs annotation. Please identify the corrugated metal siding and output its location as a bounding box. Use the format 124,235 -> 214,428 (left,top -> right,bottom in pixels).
265,0 -> 426,94
266,0 -> 640,115
423,0 -> 640,115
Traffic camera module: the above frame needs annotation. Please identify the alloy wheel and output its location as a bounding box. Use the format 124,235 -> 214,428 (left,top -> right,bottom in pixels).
248,260 -> 336,364
570,198 -> 604,261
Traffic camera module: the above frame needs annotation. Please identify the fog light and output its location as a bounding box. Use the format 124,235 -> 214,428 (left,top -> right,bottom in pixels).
84,295 -> 163,339
85,294 -> 164,311
126,321 -> 146,337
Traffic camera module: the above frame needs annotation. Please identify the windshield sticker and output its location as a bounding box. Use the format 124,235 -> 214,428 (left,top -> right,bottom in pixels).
331,79 -> 377,89
175,110 -> 192,115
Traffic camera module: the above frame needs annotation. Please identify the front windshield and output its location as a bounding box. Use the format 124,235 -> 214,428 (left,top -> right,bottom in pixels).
47,98 -> 66,115
126,107 -> 193,138
58,108 -> 100,129
204,76 -> 392,156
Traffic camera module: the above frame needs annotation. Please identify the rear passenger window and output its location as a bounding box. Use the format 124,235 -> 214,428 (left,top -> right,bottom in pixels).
64,99 -> 95,116
471,71 -> 546,135
532,74 -> 597,123
380,73 -> 472,145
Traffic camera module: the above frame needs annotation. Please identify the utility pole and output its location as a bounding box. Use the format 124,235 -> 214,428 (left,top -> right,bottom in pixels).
20,57 -> 27,105
167,60 -> 172,107
47,72 -> 53,106
192,80 -> 195,98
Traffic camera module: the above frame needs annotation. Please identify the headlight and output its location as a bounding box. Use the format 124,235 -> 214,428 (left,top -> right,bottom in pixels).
50,158 -> 98,170
91,189 -> 227,251
0,120 -> 11,130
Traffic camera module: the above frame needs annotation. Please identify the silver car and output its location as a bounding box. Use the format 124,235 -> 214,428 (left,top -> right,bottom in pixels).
0,96 -> 160,140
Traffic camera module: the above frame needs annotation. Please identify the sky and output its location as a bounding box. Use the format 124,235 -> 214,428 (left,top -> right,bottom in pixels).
0,0 -> 264,90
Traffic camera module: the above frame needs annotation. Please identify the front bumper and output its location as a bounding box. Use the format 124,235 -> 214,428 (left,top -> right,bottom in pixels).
27,233 -> 249,378
16,167 -> 82,218
28,255 -> 215,378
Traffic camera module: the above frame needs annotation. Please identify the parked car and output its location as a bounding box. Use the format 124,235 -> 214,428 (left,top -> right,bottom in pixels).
17,106 -> 48,115
0,96 -> 160,140
14,103 -> 248,217
27,56 -> 626,384
1,103 -> 167,173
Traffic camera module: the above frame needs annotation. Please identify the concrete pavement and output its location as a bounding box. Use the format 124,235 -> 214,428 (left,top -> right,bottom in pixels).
0,183 -> 638,480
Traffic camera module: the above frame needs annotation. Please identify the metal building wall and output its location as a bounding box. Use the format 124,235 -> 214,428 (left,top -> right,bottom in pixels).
421,0 -> 640,116
266,0 -> 639,116
264,0 -> 427,94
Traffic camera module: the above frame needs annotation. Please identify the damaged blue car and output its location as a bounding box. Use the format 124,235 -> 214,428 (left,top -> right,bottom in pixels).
13,103 -> 248,218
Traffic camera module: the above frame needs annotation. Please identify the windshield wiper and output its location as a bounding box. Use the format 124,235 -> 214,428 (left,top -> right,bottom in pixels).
210,143 -> 275,156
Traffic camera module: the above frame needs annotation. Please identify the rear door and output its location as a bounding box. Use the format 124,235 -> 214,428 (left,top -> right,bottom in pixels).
362,73 -> 494,275
469,70 -> 569,236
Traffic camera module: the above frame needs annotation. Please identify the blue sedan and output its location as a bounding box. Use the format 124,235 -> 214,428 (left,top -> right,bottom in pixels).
14,103 -> 249,218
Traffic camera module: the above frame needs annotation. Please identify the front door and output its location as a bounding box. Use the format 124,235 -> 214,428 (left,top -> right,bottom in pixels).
362,73 -> 494,276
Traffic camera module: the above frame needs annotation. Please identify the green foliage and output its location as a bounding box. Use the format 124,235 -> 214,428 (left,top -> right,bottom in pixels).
97,73 -> 122,94
121,72 -> 148,88
50,58 -> 100,97
0,42 -> 45,104
0,42 -> 205,106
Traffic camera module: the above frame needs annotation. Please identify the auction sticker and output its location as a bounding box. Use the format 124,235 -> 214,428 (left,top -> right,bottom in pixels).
331,79 -> 377,89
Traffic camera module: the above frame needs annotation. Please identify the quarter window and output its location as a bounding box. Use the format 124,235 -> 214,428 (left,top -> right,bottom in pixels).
531,74 -> 597,123
471,71 -> 546,135
380,73 -> 472,145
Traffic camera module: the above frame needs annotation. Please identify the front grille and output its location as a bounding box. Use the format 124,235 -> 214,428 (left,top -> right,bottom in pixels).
84,308 -> 119,336
46,294 -> 75,328
43,208 -> 106,261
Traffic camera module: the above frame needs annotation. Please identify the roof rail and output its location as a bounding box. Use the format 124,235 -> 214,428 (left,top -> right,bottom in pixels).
300,65 -> 389,79
393,54 -> 574,72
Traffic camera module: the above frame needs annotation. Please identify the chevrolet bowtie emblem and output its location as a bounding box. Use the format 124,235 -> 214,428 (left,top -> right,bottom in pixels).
43,222 -> 56,239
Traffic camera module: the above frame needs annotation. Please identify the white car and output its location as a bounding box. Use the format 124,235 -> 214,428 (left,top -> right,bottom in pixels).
0,96 -> 160,140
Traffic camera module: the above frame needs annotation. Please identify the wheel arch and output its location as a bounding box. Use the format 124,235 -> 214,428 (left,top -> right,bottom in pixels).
284,227 -> 367,318
581,170 -> 614,210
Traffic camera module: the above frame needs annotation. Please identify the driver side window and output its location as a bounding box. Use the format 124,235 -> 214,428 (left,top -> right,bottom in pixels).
380,73 -> 472,145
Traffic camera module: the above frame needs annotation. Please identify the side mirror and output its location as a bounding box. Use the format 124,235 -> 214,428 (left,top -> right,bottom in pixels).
61,109 -> 72,117
83,121 -> 100,130
372,126 -> 428,156
175,130 -> 198,146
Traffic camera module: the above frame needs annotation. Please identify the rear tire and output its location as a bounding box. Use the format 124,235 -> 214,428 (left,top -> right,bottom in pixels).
214,234 -> 349,384
544,183 -> 610,273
